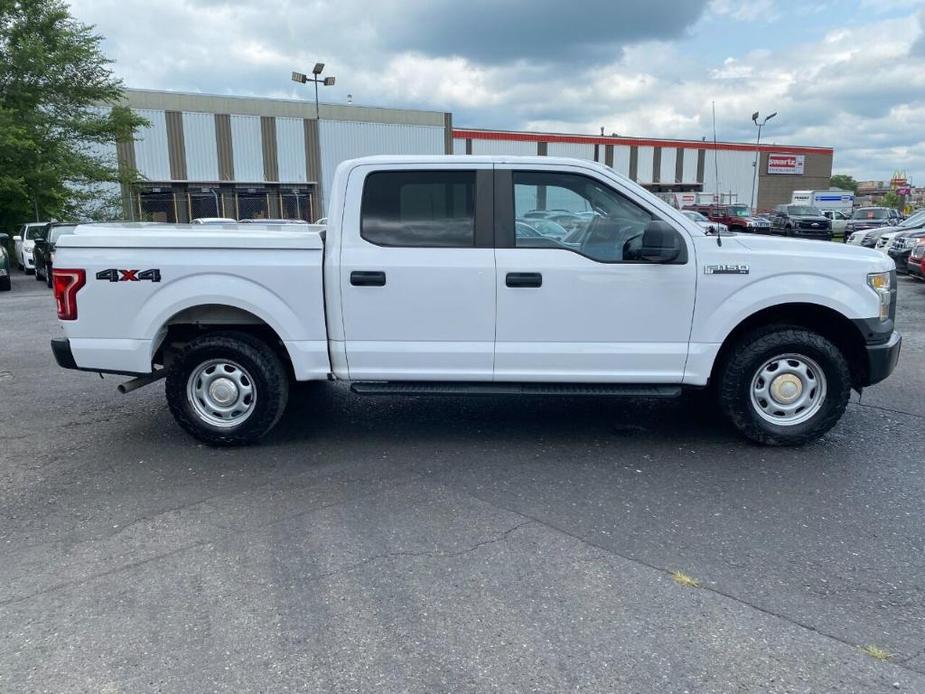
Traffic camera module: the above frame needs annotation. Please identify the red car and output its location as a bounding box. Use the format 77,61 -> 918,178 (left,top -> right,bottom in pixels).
908,240 -> 925,281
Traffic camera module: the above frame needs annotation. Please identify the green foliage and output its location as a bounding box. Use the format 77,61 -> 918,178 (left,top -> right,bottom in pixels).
0,0 -> 146,229
878,190 -> 901,210
829,174 -> 858,194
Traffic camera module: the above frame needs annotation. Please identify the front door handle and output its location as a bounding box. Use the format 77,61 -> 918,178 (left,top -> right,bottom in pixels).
350,270 -> 386,287
506,272 -> 542,288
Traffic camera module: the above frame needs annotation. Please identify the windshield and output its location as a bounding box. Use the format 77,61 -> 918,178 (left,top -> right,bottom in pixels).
727,205 -> 750,217
682,210 -> 708,223
852,208 -> 890,220
899,209 -> 925,227
24,226 -> 46,240
49,225 -> 77,243
787,206 -> 822,216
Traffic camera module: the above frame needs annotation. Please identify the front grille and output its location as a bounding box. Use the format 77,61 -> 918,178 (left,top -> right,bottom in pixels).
798,220 -> 830,231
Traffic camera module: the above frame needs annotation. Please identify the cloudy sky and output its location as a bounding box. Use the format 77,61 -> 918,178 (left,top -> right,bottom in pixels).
69,0 -> 925,183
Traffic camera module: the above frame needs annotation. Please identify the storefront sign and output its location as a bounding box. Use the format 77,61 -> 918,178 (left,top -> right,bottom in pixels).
767,154 -> 805,175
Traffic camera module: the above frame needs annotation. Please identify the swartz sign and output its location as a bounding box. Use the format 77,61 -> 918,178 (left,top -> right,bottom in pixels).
767,153 -> 805,175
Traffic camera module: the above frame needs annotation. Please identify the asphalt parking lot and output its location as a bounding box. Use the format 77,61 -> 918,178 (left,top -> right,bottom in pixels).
1,269 -> 924,693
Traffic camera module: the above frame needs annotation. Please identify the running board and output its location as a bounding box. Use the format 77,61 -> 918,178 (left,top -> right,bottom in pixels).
350,382 -> 682,398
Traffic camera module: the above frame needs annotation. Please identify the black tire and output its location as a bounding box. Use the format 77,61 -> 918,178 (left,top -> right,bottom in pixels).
0,275 -> 10,291
717,326 -> 851,446
165,331 -> 289,446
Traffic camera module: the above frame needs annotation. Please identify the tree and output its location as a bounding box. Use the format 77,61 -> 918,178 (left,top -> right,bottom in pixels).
829,174 -> 858,193
879,190 -> 901,210
0,0 -> 146,229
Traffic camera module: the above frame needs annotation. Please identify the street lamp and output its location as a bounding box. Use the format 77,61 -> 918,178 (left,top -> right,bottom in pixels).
750,111 -> 777,212
292,64 -> 336,119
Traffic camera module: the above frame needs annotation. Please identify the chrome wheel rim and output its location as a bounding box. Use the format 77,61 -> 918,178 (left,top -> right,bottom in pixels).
187,359 -> 256,428
750,353 -> 827,426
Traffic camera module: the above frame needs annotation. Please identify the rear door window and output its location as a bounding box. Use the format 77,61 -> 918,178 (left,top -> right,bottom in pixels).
361,170 -> 476,247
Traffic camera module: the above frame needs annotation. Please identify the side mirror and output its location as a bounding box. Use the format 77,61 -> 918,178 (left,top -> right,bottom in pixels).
641,220 -> 684,263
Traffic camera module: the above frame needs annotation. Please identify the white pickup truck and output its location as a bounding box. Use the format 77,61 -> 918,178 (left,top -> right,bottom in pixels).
50,155 -> 901,446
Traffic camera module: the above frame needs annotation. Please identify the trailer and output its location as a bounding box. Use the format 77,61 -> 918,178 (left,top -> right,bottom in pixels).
791,189 -> 854,213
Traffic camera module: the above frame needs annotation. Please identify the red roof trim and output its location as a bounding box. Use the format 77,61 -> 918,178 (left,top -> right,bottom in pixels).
452,128 -> 833,156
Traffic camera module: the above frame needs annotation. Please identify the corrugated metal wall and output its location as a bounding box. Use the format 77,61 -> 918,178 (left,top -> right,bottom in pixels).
660,148 -> 677,183
636,146 -> 654,183
275,117 -> 307,183
469,138 -> 536,156
182,111 -> 219,181
229,114 -> 264,182
453,137 -> 466,154
682,148 -> 699,183
703,149 -> 755,203
133,109 -> 171,181
612,146 -> 631,177
546,142 -> 595,161
317,120 -> 445,212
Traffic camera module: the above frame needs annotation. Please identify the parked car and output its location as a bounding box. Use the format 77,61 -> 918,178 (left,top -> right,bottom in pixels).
191,217 -> 237,225
681,209 -> 727,234
907,241 -> 925,280
0,234 -> 11,291
50,155 -> 900,448
844,207 -> 902,240
13,222 -> 48,274
238,218 -> 310,224
769,205 -> 832,240
517,217 -> 570,240
33,223 -> 78,286
683,204 -> 770,234
875,230 -> 903,254
852,208 -> 925,252
821,209 -> 850,241
889,230 -> 925,273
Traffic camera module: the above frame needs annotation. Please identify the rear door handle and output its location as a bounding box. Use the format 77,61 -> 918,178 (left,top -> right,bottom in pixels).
506,272 -> 542,288
350,270 -> 386,287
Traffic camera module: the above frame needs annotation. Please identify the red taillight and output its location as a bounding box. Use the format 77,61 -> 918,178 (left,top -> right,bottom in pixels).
52,269 -> 86,320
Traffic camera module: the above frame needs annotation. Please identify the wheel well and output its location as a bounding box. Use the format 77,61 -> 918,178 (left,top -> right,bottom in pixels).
710,303 -> 868,388
154,304 -> 295,378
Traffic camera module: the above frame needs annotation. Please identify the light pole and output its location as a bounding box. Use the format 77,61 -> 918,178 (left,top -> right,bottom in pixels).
750,111 -> 776,212
292,63 -> 336,119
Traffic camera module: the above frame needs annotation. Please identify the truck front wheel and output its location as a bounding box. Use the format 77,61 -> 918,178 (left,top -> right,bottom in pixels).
717,326 -> 851,446
165,331 -> 289,446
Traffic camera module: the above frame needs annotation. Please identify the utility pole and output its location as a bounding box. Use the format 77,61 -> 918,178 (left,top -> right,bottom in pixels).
750,111 -> 777,212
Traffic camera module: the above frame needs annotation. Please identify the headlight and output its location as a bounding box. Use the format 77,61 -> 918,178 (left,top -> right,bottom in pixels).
867,271 -> 893,321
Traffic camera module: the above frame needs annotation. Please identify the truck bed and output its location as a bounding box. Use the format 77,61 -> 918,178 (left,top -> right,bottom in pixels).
54,223 -> 329,378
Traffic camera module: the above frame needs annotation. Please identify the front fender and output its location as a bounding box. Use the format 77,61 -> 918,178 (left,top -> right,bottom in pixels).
692,272 -> 877,344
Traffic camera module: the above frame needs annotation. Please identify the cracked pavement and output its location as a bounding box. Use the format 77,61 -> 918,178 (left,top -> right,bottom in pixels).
1,270 -> 924,692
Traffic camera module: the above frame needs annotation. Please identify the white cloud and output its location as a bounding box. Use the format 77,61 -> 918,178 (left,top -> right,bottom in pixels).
68,0 -> 925,182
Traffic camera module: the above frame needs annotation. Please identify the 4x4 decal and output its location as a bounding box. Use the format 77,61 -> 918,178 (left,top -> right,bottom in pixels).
96,268 -> 161,282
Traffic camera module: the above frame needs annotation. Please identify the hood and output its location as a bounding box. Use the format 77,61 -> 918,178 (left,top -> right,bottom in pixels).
732,233 -> 891,268
789,214 -> 829,222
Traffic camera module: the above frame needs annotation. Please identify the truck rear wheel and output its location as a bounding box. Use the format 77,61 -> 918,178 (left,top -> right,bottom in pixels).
165,331 -> 289,446
717,326 -> 851,446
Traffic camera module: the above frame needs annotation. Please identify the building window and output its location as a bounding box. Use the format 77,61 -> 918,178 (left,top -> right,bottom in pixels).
236,191 -> 270,220
138,191 -> 177,223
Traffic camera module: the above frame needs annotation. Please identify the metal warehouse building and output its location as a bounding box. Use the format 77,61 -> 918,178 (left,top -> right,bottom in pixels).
108,89 -> 833,221
452,129 -> 833,211
111,89 -> 453,223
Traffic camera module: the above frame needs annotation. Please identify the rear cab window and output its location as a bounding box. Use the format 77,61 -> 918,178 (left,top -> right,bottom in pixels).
360,170 -> 476,247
